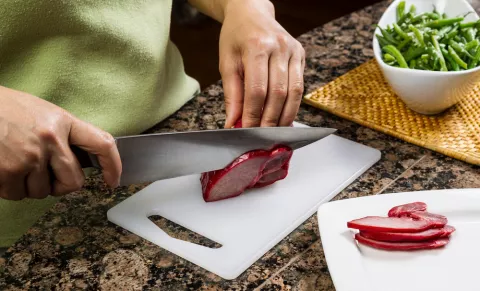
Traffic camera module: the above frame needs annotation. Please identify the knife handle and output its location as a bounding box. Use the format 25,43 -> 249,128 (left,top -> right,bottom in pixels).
71,146 -> 101,169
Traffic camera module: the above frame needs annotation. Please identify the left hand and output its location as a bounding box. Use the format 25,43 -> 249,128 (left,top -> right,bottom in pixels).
219,0 -> 305,128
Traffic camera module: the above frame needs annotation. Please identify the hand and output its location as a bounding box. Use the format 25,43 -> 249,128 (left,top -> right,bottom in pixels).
0,86 -> 122,200
219,0 -> 306,128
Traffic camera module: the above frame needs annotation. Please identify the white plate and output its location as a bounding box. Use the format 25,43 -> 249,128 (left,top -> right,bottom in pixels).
317,189 -> 480,291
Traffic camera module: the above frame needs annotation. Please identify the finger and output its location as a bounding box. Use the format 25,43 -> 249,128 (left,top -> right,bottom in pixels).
26,164 -> 51,199
261,52 -> 289,127
279,50 -> 305,126
50,145 -> 85,196
69,118 -> 122,188
242,52 -> 269,127
0,176 -> 27,201
220,57 -> 244,128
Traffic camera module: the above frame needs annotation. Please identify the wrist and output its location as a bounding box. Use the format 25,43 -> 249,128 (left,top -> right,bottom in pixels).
223,0 -> 275,21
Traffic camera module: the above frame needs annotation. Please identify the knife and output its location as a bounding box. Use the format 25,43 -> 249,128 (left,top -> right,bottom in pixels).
72,126 -> 336,186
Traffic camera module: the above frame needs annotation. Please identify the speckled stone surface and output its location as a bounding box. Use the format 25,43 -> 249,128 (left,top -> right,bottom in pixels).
1,0 -> 480,290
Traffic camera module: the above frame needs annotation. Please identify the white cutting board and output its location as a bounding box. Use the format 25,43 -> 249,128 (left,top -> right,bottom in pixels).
107,122 -> 381,279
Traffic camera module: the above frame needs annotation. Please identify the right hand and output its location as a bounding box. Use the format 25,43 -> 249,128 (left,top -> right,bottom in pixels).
0,86 -> 122,201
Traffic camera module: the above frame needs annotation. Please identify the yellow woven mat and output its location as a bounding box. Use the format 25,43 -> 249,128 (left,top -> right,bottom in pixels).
303,59 -> 480,165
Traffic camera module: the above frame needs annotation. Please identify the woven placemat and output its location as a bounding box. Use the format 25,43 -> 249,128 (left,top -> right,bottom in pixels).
303,59 -> 480,165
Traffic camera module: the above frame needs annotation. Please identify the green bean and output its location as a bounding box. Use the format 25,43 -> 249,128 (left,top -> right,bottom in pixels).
409,59 -> 416,69
437,26 -> 453,38
434,58 -> 441,70
431,35 -> 448,71
442,13 -> 448,19
465,28 -> 476,42
441,47 -> 460,71
397,12 -> 413,25
404,46 -> 427,62
384,53 -> 396,62
460,21 -> 480,29
465,39 -> 479,51
397,1 -> 405,21
416,59 -> 429,70
376,35 -> 390,47
426,46 -> 439,70
393,23 -> 410,40
408,24 -> 425,46
449,40 -> 474,58
409,4 -> 416,15
380,27 -> 399,45
469,46 -> 480,69
445,26 -> 459,40
398,38 -> 412,50
448,45 -> 468,69
425,17 -> 464,28
382,45 -> 408,68
412,12 -> 440,23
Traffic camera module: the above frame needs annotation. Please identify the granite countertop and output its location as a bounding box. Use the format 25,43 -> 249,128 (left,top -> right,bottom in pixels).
2,0 -> 480,290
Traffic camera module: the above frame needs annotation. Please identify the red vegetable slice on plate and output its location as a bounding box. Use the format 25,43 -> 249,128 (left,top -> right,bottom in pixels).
440,225 -> 456,237
388,202 -> 427,217
355,233 -> 450,251
406,211 -> 448,228
360,227 -> 446,242
347,216 -> 433,233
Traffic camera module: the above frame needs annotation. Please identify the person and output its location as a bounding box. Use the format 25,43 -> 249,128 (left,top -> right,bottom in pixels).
0,0 -> 305,248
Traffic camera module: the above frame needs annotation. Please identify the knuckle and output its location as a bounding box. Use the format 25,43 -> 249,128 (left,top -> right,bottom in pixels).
37,126 -> 60,145
295,40 -> 305,51
244,111 -> 262,126
262,115 -> 279,127
3,162 -> 26,176
271,84 -> 288,97
99,132 -> 116,151
276,34 -> 290,48
249,83 -> 267,97
58,175 -> 85,195
219,60 -> 229,75
289,81 -> 305,97
249,36 -> 275,52
299,44 -> 306,57
23,147 -> 42,165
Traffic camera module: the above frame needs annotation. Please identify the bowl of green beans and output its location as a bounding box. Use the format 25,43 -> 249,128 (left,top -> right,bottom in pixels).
373,0 -> 480,114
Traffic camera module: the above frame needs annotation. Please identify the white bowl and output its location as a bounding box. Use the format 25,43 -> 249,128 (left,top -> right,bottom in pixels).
373,0 -> 480,115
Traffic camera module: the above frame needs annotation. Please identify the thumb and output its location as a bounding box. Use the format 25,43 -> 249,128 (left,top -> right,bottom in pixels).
221,57 -> 244,128
69,117 -> 122,188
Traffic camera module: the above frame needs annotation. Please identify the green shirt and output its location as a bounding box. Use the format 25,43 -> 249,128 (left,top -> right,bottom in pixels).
0,0 -> 200,247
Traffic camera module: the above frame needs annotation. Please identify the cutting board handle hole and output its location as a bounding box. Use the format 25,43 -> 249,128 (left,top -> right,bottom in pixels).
148,215 -> 222,249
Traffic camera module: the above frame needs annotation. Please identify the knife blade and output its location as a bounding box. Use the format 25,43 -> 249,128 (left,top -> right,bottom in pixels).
72,126 -> 336,186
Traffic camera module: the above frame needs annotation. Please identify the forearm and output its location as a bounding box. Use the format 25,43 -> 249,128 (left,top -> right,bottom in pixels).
187,0 -> 274,23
